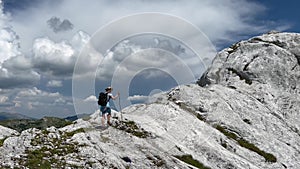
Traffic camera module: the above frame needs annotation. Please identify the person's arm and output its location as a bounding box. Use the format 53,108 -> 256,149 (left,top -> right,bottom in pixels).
111,92 -> 120,100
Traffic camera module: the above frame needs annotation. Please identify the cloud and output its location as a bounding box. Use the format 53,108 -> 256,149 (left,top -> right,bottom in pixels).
0,28 -> 21,63
70,30 -> 90,50
95,40 -> 141,80
83,95 -> 97,102
47,16 -> 73,33
0,56 -> 40,89
0,68 -> 40,89
11,87 -> 74,118
153,38 -> 185,55
6,0 -> 283,53
96,39 -> 185,78
0,25 -> 91,92
0,95 -> 8,103
0,3 -> 41,89
127,95 -> 149,103
30,31 -> 89,78
0,0 -> 291,118
46,80 -> 62,87
3,0 -> 275,83
138,68 -> 171,79
17,87 -> 59,97
32,37 -> 75,75
0,53 -> 40,89
0,88 -> 15,107
96,38 -> 203,83
0,1 -> 21,63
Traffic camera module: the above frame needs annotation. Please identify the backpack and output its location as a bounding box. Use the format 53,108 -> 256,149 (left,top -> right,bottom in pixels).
98,92 -> 108,106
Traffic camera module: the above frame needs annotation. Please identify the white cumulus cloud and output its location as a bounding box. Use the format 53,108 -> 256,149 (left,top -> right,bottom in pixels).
0,64 -> 40,89
127,95 -> 149,103
0,2 -> 40,89
32,37 -> 75,76
0,95 -> 8,103
0,28 -> 21,63
12,87 -> 74,118
17,87 -> 59,97
46,80 -> 63,87
83,95 -> 97,102
0,1 -> 21,63
7,0 -> 285,53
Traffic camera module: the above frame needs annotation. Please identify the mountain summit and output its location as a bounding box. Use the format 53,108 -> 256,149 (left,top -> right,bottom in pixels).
0,32 -> 299,168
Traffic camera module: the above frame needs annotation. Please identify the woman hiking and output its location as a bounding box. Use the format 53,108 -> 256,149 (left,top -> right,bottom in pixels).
99,86 -> 120,127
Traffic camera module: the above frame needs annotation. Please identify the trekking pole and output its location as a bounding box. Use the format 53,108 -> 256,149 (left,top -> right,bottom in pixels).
118,93 -> 123,121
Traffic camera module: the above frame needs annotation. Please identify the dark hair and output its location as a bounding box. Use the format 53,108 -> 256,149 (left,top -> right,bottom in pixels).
105,87 -> 112,91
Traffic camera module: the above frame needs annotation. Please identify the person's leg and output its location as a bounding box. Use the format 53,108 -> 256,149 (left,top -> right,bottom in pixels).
101,114 -> 106,126
107,108 -> 112,125
100,106 -> 106,126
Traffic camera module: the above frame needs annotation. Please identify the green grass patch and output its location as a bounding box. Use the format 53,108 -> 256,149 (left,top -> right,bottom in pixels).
174,154 -> 211,169
22,128 -> 85,168
196,113 -> 206,121
215,125 -> 277,163
178,103 -> 194,114
237,139 -> 277,162
215,125 -> 239,140
124,121 -> 138,129
64,128 -> 85,138
113,120 -> 151,138
25,148 -> 51,169
177,102 -> 207,122
0,137 -> 7,146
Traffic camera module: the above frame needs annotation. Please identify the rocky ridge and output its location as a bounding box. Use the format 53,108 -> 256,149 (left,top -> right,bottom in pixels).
0,32 -> 299,169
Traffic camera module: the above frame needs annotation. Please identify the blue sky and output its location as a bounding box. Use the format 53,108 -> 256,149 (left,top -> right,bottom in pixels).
0,0 -> 299,118
256,0 -> 299,32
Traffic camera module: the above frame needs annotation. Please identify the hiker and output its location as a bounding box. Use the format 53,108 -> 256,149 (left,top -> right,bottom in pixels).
99,86 -> 119,126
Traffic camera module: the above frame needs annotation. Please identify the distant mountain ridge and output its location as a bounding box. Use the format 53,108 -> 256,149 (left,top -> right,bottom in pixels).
0,112 -> 33,121
0,116 -> 72,132
0,112 -> 91,122
0,113 -> 89,132
64,114 -> 91,121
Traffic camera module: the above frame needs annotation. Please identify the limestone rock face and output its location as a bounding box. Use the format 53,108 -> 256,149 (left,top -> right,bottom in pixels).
0,125 -> 18,139
0,32 -> 299,169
